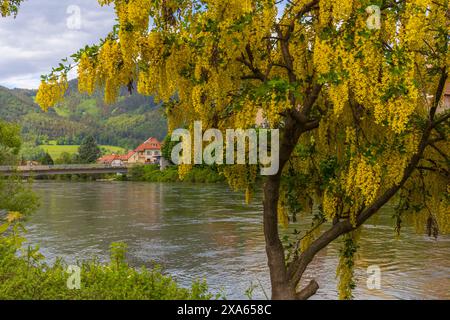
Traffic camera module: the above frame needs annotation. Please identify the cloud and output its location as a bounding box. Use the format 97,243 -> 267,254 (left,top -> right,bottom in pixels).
0,0 -> 115,89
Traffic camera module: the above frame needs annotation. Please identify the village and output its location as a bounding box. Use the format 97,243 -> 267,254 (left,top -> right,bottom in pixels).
97,137 -> 162,167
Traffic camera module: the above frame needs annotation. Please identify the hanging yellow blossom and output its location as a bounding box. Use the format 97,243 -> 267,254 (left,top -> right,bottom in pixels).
35,76 -> 68,112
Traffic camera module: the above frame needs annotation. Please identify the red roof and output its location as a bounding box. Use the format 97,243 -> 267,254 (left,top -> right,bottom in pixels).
120,151 -> 136,160
98,154 -> 121,163
134,137 -> 161,152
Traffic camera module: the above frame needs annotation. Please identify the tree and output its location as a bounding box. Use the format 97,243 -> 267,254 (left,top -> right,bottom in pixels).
20,144 -> 52,164
78,136 -> 101,164
0,120 -> 39,216
39,152 -> 54,165
0,120 -> 21,165
37,0 -> 449,300
54,152 -> 76,165
161,134 -> 178,163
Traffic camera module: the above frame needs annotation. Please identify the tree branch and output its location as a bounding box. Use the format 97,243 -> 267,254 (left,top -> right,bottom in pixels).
288,66 -> 448,292
296,280 -> 319,300
432,112 -> 450,128
430,66 -> 448,122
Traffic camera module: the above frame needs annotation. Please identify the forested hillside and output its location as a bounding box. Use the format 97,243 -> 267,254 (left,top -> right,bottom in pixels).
0,80 -> 167,149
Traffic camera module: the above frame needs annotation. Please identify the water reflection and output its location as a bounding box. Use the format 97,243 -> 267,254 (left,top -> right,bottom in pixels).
26,181 -> 449,300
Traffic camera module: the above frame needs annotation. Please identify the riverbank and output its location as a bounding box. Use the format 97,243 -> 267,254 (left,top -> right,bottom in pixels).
30,165 -> 227,184
126,165 -> 226,183
0,224 -> 214,300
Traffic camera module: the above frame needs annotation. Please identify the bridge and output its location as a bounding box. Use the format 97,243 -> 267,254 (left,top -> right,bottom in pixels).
0,164 -> 130,177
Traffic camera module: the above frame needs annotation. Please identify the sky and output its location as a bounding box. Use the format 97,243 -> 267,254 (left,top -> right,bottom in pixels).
0,0 -> 116,89
0,1 -> 290,90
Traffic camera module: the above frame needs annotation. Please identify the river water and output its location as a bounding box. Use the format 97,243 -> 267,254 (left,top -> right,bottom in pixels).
26,181 -> 449,300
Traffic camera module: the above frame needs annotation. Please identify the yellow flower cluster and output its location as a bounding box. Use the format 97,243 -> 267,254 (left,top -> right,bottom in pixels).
98,40 -> 122,104
329,82 -> 349,117
127,0 -> 151,30
318,0 -> 332,26
222,164 -> 258,208
178,164 -> 193,180
0,0 -> 10,16
402,0 -> 431,50
221,165 -> 257,193
368,47 -> 420,134
205,0 -> 253,22
277,200 -> 290,229
323,188 -> 338,221
331,0 -> 353,22
313,38 -> 333,75
336,231 -> 360,300
318,0 -> 354,27
245,186 -> 253,205
235,97 -> 259,129
35,76 -> 68,112
346,39 -> 383,107
78,53 -> 96,95
375,94 -> 417,134
383,152 -> 408,187
191,85 -> 204,115
345,126 -> 357,155
263,91 -> 292,127
346,156 -> 382,214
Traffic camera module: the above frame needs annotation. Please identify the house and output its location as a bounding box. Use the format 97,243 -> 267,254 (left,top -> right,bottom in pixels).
120,151 -> 137,164
132,137 -> 162,164
97,137 -> 162,166
97,154 -> 122,166
98,152 -> 136,166
22,160 -> 40,167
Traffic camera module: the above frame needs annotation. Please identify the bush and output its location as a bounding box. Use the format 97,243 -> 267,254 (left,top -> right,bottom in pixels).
182,167 -> 225,183
128,165 -> 225,184
0,223 -> 213,300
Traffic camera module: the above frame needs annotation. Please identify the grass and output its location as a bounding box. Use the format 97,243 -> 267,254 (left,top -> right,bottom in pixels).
41,145 -> 126,160
78,98 -> 99,117
54,99 -> 99,118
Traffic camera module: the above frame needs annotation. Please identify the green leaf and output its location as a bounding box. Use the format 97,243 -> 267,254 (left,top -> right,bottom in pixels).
0,222 -> 10,234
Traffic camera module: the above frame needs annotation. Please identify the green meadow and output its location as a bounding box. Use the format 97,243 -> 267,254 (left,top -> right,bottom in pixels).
41,144 -> 126,160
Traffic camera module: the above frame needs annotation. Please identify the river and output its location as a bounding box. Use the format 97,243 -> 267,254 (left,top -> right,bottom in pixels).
25,181 -> 449,300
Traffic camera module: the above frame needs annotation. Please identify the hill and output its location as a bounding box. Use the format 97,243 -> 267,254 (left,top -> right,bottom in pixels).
0,80 -> 167,150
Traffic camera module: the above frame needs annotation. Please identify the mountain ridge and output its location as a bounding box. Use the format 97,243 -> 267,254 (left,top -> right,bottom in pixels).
0,79 -> 167,149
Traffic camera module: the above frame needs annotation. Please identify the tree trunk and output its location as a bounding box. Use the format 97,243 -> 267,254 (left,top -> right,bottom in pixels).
263,174 -> 296,299
263,116 -> 303,300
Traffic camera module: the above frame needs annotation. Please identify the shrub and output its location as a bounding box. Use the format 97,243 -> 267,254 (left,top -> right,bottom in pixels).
0,222 -> 213,300
127,165 -> 225,184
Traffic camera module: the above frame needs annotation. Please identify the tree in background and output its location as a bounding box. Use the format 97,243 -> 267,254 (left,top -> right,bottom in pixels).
39,152 -> 54,165
78,136 -> 101,164
38,0 -> 449,300
20,143 -> 55,165
0,120 -> 21,165
0,120 -> 39,217
161,134 -> 177,164
54,152 -> 77,165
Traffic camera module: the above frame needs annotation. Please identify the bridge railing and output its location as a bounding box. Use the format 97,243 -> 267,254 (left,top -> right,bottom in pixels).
0,163 -> 130,172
